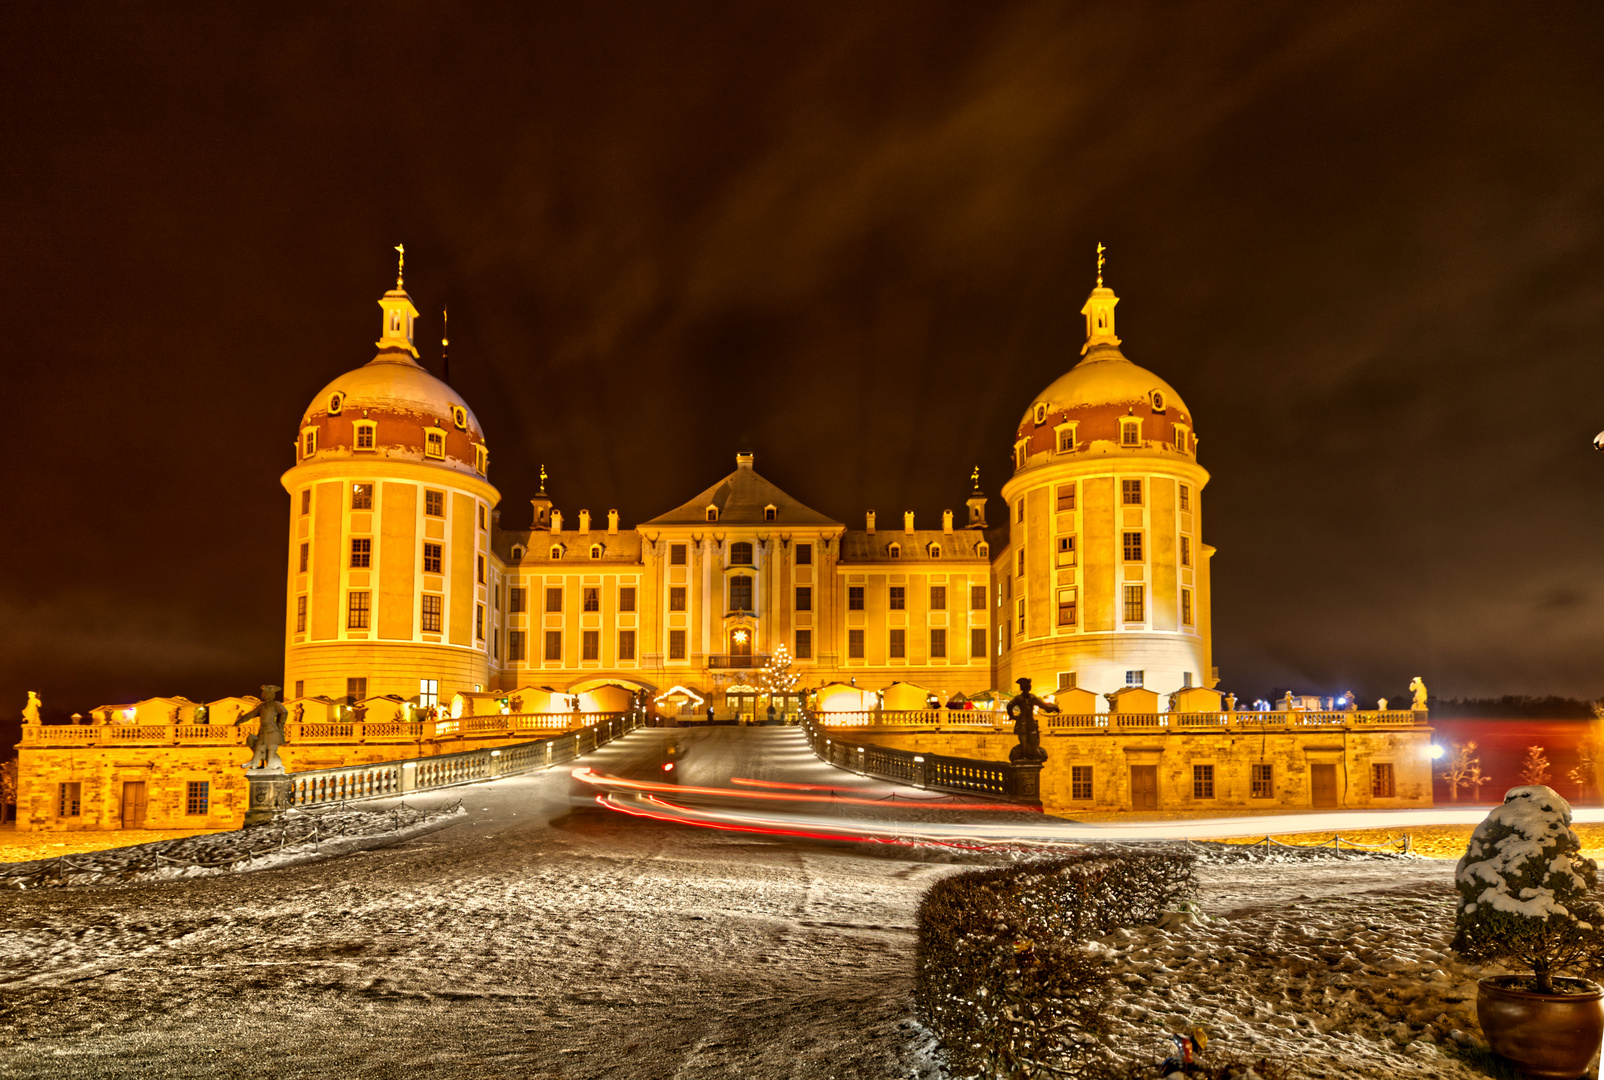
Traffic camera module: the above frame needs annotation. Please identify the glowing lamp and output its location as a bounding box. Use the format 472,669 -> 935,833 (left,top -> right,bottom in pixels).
1429,744 -> 1446,760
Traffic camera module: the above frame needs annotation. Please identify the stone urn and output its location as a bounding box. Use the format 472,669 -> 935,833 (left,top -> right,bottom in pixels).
1477,975 -> 1604,1079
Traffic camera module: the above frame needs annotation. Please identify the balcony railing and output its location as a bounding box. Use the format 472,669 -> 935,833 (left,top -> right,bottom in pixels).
809,708 -> 1427,733
706,654 -> 769,670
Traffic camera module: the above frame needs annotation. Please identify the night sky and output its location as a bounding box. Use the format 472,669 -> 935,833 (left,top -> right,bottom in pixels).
5,2 -> 1604,729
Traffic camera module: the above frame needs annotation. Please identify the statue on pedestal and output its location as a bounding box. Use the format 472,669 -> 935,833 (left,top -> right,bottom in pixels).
1408,677 -> 1429,711
1006,677 -> 1058,764
21,692 -> 41,725
233,685 -> 289,772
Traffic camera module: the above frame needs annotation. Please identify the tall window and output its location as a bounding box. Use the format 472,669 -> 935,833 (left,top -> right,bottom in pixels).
298,542 -> 309,573
355,423 -> 375,450
347,677 -> 367,702
59,782 -> 81,817
730,542 -> 753,565
1122,532 -> 1143,562
929,628 -> 947,658
351,483 -> 373,510
546,587 -> 563,612
848,586 -> 864,611
1371,763 -> 1396,798
1057,536 -> 1076,566
888,586 -> 904,611
1071,766 -> 1093,801
583,587 -> 600,612
889,629 -> 906,659
1121,478 -> 1143,505
1251,763 -> 1274,798
1122,584 -> 1144,622
795,629 -> 813,659
970,627 -> 986,660
477,555 -> 485,583
1017,548 -> 1026,576
796,543 -> 813,565
1180,484 -> 1191,512
729,576 -> 753,611
302,431 -> 316,457
421,594 -> 442,632
1056,484 -> 1076,511
508,630 -> 526,661
300,489 -> 311,516
1017,598 -> 1025,633
1174,428 -> 1187,452
669,586 -> 686,612
425,490 -> 445,517
1057,427 -> 1075,452
670,544 -> 687,566
971,585 -> 986,610
1181,588 -> 1193,627
1016,500 -> 1025,523
619,587 -> 636,612
1057,589 -> 1077,627
582,630 -> 599,661
1120,420 -> 1140,447
848,629 -> 865,659
347,591 -> 370,629
1181,536 -> 1192,567
475,604 -> 484,640
930,585 -> 946,610
545,630 -> 562,661
425,431 -> 445,458
294,680 -> 303,698
418,679 -> 439,708
479,506 -> 487,531
509,586 -> 526,613
350,538 -> 371,568
295,595 -> 307,633
796,586 -> 812,611
421,543 -> 442,574
186,781 -> 210,815
668,629 -> 686,661
619,630 -> 636,661
1193,764 -> 1215,799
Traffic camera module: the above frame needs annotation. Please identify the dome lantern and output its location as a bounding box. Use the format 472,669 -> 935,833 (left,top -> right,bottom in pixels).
376,243 -> 420,358
1080,244 -> 1120,355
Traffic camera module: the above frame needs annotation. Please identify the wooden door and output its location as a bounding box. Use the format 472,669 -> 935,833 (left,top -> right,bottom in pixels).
1129,765 -> 1158,810
121,781 -> 148,829
1311,764 -> 1338,807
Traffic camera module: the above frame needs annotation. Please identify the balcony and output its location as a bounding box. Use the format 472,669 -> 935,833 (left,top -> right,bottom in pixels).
707,653 -> 770,670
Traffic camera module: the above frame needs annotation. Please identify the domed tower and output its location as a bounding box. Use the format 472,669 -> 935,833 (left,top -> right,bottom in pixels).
998,262 -> 1213,700
281,262 -> 500,708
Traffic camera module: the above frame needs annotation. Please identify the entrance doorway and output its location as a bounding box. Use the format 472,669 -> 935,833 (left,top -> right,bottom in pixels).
1311,764 -> 1338,807
121,781 -> 148,828
1129,765 -> 1157,810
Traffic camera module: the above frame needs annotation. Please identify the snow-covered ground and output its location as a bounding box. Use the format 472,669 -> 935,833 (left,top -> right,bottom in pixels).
0,727 -> 1548,1078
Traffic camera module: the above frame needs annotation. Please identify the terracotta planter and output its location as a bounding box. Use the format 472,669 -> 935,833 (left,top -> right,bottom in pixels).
1477,975 -> 1604,1079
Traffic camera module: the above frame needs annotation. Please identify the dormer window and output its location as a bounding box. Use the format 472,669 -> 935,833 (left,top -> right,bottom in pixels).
589,544 -> 603,560
977,541 -> 989,558
927,543 -> 942,559
550,544 -> 564,559
1013,439 -> 1028,468
301,429 -> 317,458
451,405 -> 468,431
511,545 -> 525,562
425,428 -> 446,459
1055,422 -> 1078,453
764,504 -> 777,522
1032,402 -> 1048,426
1120,419 -> 1141,447
705,505 -> 719,522
1150,390 -> 1166,412
353,421 -> 376,450
328,393 -> 343,415
474,445 -> 488,475
889,543 -> 901,559
1173,426 -> 1188,452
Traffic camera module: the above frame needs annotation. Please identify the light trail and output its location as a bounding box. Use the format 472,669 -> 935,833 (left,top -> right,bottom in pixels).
569,767 -> 1025,811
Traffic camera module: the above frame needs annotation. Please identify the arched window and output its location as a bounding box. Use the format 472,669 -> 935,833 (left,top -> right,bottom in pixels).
928,544 -> 942,559
589,545 -> 602,560
550,544 -> 564,559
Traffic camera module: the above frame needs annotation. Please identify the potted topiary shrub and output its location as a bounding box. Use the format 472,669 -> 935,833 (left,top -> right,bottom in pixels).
1453,785 -> 1604,1079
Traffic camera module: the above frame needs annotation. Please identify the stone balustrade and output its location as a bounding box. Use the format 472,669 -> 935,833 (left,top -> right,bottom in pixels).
814,707 -> 1425,732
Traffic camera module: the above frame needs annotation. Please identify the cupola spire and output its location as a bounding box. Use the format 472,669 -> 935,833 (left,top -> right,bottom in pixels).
375,244 -> 421,358
1079,242 -> 1121,356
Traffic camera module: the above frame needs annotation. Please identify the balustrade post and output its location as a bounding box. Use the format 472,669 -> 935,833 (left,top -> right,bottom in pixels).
400,761 -> 417,792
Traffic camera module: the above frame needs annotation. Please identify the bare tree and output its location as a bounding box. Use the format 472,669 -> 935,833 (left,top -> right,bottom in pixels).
1519,745 -> 1552,787
1445,741 -> 1481,802
1569,739 -> 1602,802
0,760 -> 15,824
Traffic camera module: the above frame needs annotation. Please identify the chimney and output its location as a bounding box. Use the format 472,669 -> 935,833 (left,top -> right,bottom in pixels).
736,452 -> 755,469
903,511 -> 915,534
607,509 -> 619,534
941,509 -> 953,533
866,511 -> 876,533
578,510 -> 591,534
550,509 -> 563,534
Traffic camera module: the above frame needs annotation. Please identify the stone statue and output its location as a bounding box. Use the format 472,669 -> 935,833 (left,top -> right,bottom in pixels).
1408,677 -> 1428,711
1006,677 -> 1058,764
1377,698 -> 1388,711
21,691 -> 41,725
1224,693 -> 1237,713
233,684 -> 289,772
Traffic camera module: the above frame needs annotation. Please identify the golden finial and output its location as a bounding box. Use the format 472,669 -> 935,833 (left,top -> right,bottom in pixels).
394,242 -> 405,288
970,464 -> 981,490
1096,242 -> 1105,288
441,307 -> 448,348
539,464 -> 548,495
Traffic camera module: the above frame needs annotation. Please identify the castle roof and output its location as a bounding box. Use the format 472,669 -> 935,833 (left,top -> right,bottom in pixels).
640,454 -> 841,528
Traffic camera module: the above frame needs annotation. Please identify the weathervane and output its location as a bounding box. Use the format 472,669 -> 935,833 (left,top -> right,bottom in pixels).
539,464 -> 548,495
1096,242 -> 1105,288
971,464 -> 981,490
394,242 -> 405,288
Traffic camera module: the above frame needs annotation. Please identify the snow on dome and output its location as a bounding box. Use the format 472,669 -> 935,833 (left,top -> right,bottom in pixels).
1023,351 -> 1190,428
301,355 -> 483,440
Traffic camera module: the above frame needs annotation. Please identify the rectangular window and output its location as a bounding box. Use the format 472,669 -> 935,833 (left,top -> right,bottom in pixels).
300,488 -> 311,516
795,629 -> 813,659
1058,671 -> 1076,690
475,604 -> 485,640
929,628 -> 947,658
1126,669 -> 1144,686
294,679 -> 303,698
583,587 -> 599,612
1071,766 -> 1093,801
1057,427 -> 1075,452
1123,584 -> 1144,622
888,586 -> 904,611
796,543 -> 813,565
619,587 -> 636,613
508,629 -> 526,661
1016,500 -> 1025,523
1016,598 -> 1025,633
302,430 -> 316,457
347,677 -> 367,702
1175,428 -> 1186,451
582,630 -> 599,661
509,586 -> 526,613
186,780 -> 210,816
58,782 -> 81,817
1180,484 -> 1191,512
351,483 -> 373,510
668,629 -> 686,661
619,630 -> 636,661
350,538 -> 371,568
796,586 -> 812,611
1251,763 -> 1273,798
1123,532 -> 1143,562
1181,536 -> 1192,567
971,585 -> 986,610
477,555 -> 485,584
1017,548 -> 1026,577
421,594 -> 443,632
930,586 -> 946,610
1121,478 -> 1143,505
419,679 -> 439,707
298,542 -> 309,573
425,489 -> 445,517
1057,588 -> 1077,626
295,595 -> 307,633
670,544 -> 687,566
1056,484 -> 1076,512
1371,763 -> 1396,798
669,586 -> 686,612
479,505 -> 486,531
546,587 -> 563,612
970,627 -> 986,659
1182,671 -> 1194,688
730,541 -> 753,566
355,424 -> 375,450
1181,588 -> 1193,626
419,543 -> 442,574
1057,536 -> 1076,566
1121,421 -> 1140,447
848,587 -> 864,611
545,630 -> 563,661
889,628 -> 906,658
848,629 -> 865,659
426,431 -> 445,458
1193,765 -> 1215,799
347,591 -> 370,629
729,576 -> 753,611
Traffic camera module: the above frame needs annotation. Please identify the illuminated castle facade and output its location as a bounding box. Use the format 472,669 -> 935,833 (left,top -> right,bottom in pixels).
283,266 -> 1213,716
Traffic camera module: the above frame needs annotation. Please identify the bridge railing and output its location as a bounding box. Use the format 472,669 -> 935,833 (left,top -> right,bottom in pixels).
799,711 -> 1027,801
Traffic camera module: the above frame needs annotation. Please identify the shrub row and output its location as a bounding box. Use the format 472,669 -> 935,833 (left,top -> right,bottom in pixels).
915,849 -> 1196,1079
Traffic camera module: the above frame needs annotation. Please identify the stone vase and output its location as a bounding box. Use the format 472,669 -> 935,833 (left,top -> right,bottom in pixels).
1477,975 -> 1604,1080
